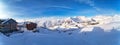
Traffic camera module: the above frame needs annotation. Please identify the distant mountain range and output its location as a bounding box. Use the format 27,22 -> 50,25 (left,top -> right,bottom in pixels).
18,15 -> 120,32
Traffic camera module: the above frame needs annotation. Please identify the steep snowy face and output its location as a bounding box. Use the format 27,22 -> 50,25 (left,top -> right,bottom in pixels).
70,16 -> 90,23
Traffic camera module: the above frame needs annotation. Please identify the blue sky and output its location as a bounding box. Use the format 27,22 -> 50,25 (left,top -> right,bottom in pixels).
0,0 -> 120,18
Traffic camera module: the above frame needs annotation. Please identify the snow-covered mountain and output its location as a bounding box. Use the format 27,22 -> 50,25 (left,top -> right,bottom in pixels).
21,15 -> 120,32
0,15 -> 120,45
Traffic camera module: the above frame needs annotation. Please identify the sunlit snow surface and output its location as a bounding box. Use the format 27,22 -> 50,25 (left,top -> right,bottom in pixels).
0,15 -> 120,45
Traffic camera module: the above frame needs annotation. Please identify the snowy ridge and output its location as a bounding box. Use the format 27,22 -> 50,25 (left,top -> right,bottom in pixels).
21,15 -> 120,32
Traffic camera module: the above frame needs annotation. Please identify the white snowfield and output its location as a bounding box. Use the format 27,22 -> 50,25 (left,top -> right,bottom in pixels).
0,15 -> 120,45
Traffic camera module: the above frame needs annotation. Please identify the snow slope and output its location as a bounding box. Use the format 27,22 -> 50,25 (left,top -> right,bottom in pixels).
0,15 -> 120,45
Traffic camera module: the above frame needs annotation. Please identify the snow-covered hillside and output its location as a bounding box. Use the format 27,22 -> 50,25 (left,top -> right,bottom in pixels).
0,15 -> 120,45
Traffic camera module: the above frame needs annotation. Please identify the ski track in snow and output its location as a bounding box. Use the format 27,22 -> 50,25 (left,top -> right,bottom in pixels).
0,15 -> 120,45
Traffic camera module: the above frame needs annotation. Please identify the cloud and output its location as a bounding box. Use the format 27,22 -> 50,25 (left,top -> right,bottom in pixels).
48,5 -> 73,9
0,1 -> 10,18
75,0 -> 118,16
0,0 -> 18,19
76,0 -> 101,12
